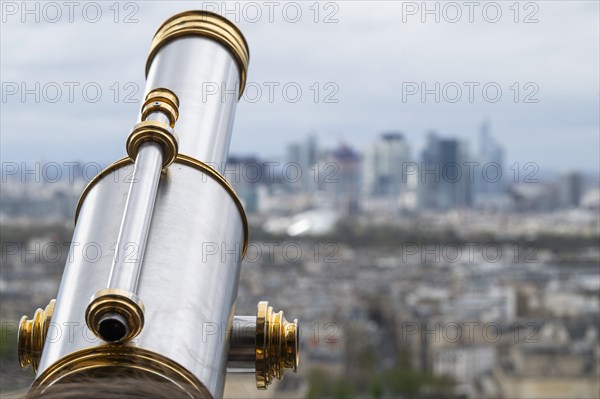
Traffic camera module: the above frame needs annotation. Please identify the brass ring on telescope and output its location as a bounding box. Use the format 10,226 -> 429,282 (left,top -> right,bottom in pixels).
255,301 -> 299,390
74,155 -> 249,258
255,301 -> 270,389
126,121 -> 179,168
141,88 -> 180,127
18,299 -> 56,373
146,10 -> 250,98
29,345 -> 212,399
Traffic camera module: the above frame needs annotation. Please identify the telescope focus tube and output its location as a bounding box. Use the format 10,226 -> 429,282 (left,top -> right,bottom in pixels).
17,11 -> 298,399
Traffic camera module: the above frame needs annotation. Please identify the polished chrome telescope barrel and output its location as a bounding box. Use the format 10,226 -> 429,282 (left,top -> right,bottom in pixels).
17,11 -> 298,399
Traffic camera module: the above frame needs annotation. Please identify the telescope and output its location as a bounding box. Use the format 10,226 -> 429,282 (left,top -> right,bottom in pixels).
17,10 -> 299,398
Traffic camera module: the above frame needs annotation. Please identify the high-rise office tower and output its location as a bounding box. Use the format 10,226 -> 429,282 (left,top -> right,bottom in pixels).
419,132 -> 473,210
286,135 -> 318,194
326,143 -> 361,215
477,120 -> 505,197
560,171 -> 583,208
362,133 -> 412,199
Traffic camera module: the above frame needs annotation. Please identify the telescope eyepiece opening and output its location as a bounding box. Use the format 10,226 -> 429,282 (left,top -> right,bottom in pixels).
98,313 -> 130,343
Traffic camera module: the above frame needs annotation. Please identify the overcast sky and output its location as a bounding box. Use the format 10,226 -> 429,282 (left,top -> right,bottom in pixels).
1,1 -> 599,174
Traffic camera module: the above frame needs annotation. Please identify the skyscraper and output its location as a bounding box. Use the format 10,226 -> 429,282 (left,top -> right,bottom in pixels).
362,133 -> 411,198
477,120 -> 505,197
286,135 -> 318,194
418,132 -> 473,210
326,143 -> 361,215
559,171 -> 583,208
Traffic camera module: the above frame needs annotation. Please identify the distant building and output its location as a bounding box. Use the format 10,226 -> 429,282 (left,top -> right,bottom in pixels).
325,144 -> 361,215
418,133 -> 473,210
433,345 -> 496,385
362,133 -> 412,213
509,182 -> 561,211
477,121 -> 505,196
559,171 -> 583,208
474,121 -> 508,211
362,133 -> 411,197
286,135 -> 318,194
442,286 -> 517,322
489,319 -> 600,399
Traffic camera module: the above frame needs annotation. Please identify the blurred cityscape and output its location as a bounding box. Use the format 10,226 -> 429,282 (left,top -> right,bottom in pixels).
1,121 -> 599,398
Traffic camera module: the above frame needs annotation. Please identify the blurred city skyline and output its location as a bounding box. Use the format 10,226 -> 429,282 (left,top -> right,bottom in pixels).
1,1 -> 599,172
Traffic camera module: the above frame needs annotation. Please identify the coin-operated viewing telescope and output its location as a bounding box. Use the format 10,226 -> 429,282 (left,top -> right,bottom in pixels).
17,10 -> 298,398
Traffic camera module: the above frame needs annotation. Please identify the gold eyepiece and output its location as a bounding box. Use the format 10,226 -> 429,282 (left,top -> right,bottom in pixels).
85,289 -> 145,344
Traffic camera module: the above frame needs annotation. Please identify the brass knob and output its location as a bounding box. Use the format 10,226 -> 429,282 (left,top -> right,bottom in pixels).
255,301 -> 299,389
18,299 -> 56,372
141,87 -> 180,127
